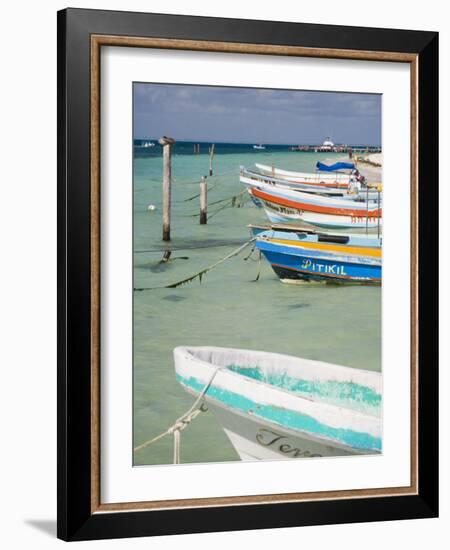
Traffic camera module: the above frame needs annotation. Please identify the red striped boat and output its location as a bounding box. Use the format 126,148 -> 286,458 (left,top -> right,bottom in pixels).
249,182 -> 382,232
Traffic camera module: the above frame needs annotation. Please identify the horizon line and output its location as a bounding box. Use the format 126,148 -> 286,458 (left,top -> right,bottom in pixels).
134,138 -> 382,147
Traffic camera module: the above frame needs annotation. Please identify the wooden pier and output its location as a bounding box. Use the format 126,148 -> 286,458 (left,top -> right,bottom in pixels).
288,144 -> 381,154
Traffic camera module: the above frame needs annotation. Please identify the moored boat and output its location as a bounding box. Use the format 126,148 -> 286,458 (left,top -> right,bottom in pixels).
248,222 -> 371,238
255,229 -> 381,284
255,162 -> 355,186
174,346 -> 382,461
257,205 -> 383,232
249,181 -> 382,232
241,167 -> 378,198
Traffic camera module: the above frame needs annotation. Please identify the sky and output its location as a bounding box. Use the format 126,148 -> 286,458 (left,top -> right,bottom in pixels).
133,83 -> 381,146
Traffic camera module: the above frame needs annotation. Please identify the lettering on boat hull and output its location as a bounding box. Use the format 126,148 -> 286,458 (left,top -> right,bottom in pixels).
269,263 -> 380,285
300,259 -> 347,276
256,428 -> 322,458
351,216 -> 378,224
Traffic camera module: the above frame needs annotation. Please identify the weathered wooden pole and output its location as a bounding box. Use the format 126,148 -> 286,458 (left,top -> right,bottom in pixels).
200,176 -> 207,224
159,136 -> 176,241
209,144 -> 215,176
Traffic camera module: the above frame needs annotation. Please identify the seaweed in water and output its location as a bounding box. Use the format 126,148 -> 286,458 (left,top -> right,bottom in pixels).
134,238 -> 255,291
162,295 -> 187,302
146,256 -> 190,273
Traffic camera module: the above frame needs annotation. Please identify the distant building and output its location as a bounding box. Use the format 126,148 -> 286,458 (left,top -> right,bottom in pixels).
316,137 -> 335,152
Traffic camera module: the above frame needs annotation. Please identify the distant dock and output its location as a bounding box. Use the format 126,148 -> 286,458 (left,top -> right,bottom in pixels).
288,144 -> 382,154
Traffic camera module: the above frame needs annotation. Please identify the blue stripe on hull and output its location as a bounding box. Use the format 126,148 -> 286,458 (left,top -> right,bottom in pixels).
177,374 -> 381,452
257,241 -> 381,283
249,194 -> 263,208
265,211 -> 293,223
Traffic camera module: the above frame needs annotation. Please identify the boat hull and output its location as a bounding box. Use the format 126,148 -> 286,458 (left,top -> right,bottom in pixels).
174,346 -> 382,462
241,171 -> 360,196
255,232 -> 381,284
251,184 -> 381,217
202,397 -> 358,460
255,163 -> 352,185
269,262 -> 379,284
261,201 -> 383,232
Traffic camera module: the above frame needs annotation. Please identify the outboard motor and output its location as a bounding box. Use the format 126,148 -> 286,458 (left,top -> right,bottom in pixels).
354,170 -> 367,187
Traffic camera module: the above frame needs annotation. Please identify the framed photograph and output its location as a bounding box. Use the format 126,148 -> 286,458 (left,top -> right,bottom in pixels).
57,8 -> 438,541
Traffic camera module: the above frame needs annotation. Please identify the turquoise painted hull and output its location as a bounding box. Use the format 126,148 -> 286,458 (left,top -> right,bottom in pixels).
174,347 -> 382,460
177,373 -> 381,453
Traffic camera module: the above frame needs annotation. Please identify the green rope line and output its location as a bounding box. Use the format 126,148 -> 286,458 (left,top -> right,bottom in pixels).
181,182 -> 220,203
134,240 -> 247,254
182,189 -> 248,218
134,238 -> 255,291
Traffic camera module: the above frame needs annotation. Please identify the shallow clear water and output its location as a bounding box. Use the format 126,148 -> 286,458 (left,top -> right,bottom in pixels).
133,145 -> 381,465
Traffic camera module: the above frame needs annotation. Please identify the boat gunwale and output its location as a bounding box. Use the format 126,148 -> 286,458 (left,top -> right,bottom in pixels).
264,228 -> 382,246
257,232 -> 382,258
174,346 -> 382,422
251,185 -> 382,215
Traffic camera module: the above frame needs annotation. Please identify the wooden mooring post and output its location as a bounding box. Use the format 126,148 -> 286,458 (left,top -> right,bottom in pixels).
209,144 -> 215,176
158,136 -> 176,241
200,176 -> 207,224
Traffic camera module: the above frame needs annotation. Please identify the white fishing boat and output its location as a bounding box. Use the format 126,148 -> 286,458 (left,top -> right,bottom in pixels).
255,163 -> 352,185
259,205 -> 383,233
253,144 -> 266,150
249,180 -> 382,232
240,168 -> 377,198
174,346 -> 381,461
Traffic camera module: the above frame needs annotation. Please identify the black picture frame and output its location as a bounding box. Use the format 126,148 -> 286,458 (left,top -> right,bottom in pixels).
57,7 -> 438,541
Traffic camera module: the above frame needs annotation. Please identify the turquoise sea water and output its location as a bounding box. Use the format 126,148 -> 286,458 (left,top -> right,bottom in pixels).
133,143 -> 381,465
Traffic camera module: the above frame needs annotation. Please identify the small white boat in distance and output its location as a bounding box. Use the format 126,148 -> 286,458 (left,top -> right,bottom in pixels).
174,346 -> 381,461
253,144 -> 266,150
